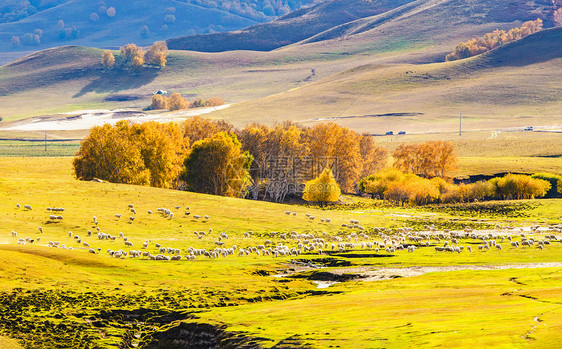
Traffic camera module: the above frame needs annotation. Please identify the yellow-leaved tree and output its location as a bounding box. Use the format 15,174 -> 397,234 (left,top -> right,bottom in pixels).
101,50 -> 115,69
302,168 -> 341,207
146,41 -> 169,67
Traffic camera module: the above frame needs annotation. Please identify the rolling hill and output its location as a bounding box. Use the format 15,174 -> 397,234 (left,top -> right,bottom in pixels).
167,0 -> 415,52
168,0 -> 557,52
207,26 -> 562,133
0,0 -> 560,137
0,0 -> 324,66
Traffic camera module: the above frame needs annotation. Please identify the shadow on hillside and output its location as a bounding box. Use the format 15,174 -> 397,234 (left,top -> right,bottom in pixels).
73,67 -> 159,98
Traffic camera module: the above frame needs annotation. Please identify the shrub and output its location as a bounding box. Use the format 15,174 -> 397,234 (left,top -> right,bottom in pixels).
168,93 -> 188,111
489,173 -> 551,200
531,173 -> 562,198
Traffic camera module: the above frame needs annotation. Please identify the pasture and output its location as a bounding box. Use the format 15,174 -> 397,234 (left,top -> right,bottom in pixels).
0,157 -> 561,348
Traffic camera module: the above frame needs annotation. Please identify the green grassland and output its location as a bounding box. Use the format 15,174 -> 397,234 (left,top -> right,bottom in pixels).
0,157 -> 561,348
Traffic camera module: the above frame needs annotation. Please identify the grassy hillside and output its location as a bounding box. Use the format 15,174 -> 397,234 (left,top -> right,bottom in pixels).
0,157 -> 561,347
168,0 -> 556,53
0,0 -> 258,53
211,27 -> 562,133
167,0 -> 414,51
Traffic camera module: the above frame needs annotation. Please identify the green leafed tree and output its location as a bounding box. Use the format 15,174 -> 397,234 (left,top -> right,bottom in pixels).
181,132 -> 253,197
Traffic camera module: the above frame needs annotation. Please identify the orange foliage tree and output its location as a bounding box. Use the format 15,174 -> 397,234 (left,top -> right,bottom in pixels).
101,50 -> 115,69
392,141 -> 457,179
145,41 -> 169,67
446,19 -> 543,61
120,43 -> 144,67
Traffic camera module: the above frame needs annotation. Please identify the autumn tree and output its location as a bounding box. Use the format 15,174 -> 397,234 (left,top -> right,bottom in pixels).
307,123 -> 362,193
238,122 -> 307,201
359,133 -> 388,178
73,121 -> 150,185
359,168 -> 405,198
120,43 -> 144,67
446,19 -> 543,61
302,168 -> 341,207
182,115 -> 232,147
11,36 -> 20,47
554,8 -> 562,26
146,41 -> 169,67
150,94 -> 168,110
206,97 -> 225,107
131,121 -> 188,188
101,50 -> 115,69
106,6 -> 116,17
181,132 -> 252,197
167,93 -> 188,111
392,141 -> 457,179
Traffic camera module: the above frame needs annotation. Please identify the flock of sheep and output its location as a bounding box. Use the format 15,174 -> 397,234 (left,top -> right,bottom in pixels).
9,202 -> 562,263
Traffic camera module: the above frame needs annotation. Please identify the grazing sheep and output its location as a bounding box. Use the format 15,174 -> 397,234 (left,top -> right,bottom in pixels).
185,211 -> 191,216
147,210 -> 153,214
175,206 -> 181,209
115,214 -> 122,219
16,203 -> 21,208
128,204 -> 134,208
38,227 -> 43,234
23,204 -> 32,210
129,216 -> 135,222
204,215 -> 210,220
131,208 -> 136,214
125,241 -> 133,247
193,215 -> 200,220
285,211 -> 291,215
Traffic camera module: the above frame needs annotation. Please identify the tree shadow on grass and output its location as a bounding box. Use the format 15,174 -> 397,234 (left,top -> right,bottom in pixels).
73,66 -> 159,98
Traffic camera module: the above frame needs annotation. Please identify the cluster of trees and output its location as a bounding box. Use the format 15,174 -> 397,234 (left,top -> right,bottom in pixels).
176,0 -> 317,21
11,29 -> 43,47
150,94 -> 225,111
1,0 -> 61,24
102,42 -> 169,69
238,122 -> 388,201
74,117 -> 561,207
360,170 -> 555,206
446,19 -> 543,61
74,121 -> 187,188
90,2 -> 116,22
74,118 -> 388,202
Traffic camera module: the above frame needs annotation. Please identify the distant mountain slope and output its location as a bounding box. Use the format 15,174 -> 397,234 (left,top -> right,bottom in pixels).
1,0 -> 322,54
167,0 -> 415,52
168,0 -> 557,52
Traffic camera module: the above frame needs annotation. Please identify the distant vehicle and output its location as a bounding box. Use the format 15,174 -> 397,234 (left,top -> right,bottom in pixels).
524,126 -> 533,131
154,90 -> 168,95
398,131 -> 406,135
385,131 -> 394,135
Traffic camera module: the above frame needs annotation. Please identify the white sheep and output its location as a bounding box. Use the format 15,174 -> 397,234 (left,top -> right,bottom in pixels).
115,214 -> 122,219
